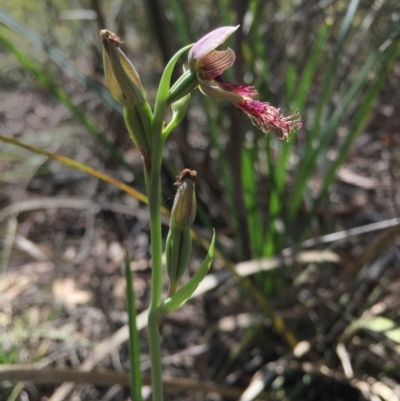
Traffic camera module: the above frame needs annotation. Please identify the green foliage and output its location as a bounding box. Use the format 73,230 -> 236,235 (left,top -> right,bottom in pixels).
155,1 -> 400,296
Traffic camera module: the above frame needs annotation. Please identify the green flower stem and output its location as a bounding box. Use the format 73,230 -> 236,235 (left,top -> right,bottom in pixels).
147,311 -> 163,401
146,137 -> 165,401
148,143 -> 164,309
125,253 -> 143,401
145,43 -> 194,401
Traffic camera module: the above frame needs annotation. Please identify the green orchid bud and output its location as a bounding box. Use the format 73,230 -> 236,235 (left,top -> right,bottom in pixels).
170,169 -> 197,231
124,105 -> 152,163
166,228 -> 192,297
168,69 -> 198,104
100,30 -> 145,106
100,30 -> 153,161
166,169 -> 197,296
162,92 -> 191,140
171,92 -> 191,123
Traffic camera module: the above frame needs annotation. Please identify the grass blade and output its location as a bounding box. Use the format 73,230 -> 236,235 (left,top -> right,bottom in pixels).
290,19 -> 400,221
242,143 -> 263,256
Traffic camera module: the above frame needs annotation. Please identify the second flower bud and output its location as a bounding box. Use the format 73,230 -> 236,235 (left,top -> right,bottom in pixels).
166,169 -> 197,296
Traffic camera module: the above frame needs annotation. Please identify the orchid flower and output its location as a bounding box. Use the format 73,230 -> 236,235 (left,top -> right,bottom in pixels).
188,26 -> 301,140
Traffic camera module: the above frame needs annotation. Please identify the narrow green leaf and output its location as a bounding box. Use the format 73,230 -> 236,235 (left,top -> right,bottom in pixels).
305,0 -> 361,151
242,145 -> 263,256
289,0 -> 361,220
153,44 -> 193,140
285,63 -> 297,104
165,0 -> 192,45
294,23 -> 330,113
289,18 -> 400,221
267,24 -> 329,240
156,230 -> 216,316
301,41 -> 400,237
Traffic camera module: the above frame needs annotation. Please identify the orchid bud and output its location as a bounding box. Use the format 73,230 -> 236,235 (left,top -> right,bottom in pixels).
100,30 -> 145,106
170,92 -> 191,127
100,30 -> 152,159
168,69 -> 198,104
166,169 -> 197,296
170,169 -> 197,232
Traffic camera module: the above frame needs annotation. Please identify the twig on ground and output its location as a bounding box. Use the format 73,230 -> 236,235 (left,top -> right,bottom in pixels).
0,365 -> 272,400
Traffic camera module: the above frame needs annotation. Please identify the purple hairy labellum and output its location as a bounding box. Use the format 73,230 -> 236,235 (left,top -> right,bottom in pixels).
189,26 -> 301,140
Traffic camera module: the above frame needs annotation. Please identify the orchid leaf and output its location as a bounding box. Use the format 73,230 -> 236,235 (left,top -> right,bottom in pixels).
155,230 -> 215,317
153,44 -> 193,138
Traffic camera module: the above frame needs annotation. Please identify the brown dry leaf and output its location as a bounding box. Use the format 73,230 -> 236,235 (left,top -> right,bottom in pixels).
52,278 -> 92,306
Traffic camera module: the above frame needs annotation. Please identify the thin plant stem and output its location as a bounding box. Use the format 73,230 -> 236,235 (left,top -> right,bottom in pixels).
146,139 -> 165,401
125,253 -> 143,401
145,40 -> 186,398
147,313 -> 163,400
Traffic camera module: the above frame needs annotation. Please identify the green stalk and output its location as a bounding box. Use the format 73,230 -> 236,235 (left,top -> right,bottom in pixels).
125,253 -> 143,401
145,43 -> 192,401
146,141 -> 164,401
147,312 -> 163,401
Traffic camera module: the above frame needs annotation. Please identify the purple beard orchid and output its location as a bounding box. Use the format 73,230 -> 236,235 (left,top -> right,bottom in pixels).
188,26 -> 301,140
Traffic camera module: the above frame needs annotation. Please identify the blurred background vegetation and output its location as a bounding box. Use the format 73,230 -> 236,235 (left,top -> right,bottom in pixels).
1,0 -> 400,400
